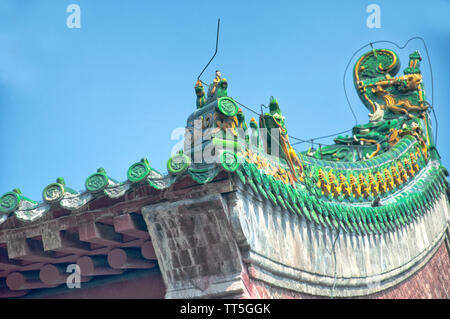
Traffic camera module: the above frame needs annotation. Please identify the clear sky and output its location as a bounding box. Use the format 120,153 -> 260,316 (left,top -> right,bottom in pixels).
0,0 -> 449,200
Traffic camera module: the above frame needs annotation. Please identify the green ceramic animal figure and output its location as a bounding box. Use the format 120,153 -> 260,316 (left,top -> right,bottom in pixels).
259,98 -> 287,157
237,108 -> 248,132
195,80 -> 206,109
236,107 -> 248,142
249,117 -> 260,148
216,79 -> 228,98
307,49 -> 432,161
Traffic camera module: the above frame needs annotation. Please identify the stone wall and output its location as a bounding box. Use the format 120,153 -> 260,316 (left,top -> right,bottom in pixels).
142,194 -> 249,298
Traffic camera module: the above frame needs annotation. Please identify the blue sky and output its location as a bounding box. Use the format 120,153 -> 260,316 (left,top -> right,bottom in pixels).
0,0 -> 449,200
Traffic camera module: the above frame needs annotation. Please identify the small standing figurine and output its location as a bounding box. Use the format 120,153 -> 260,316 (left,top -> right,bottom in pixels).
209,70 -> 222,97
196,70 -> 228,108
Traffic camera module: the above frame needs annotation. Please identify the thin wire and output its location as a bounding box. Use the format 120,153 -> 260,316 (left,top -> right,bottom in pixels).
197,19 -> 220,81
314,129 -> 353,140
325,229 -> 340,298
234,99 -> 260,116
234,99 -> 347,148
368,37 -> 436,145
343,44 -> 361,125
292,37 -> 436,149
290,136 -> 309,144
261,103 -> 268,114
290,129 -> 352,146
330,230 -> 339,298
343,36 -> 437,145
200,35 -> 436,152
231,37 -> 436,152
233,99 -> 335,149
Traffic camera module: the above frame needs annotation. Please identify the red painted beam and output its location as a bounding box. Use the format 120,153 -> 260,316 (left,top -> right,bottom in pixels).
113,213 -> 149,239
39,264 -> 68,285
77,256 -> 124,276
39,264 -> 92,286
140,241 -> 157,260
6,271 -> 57,290
0,247 -> 22,271
39,271 -> 166,299
78,221 -> 123,246
0,278 -> 29,298
6,238 -> 57,263
107,248 -> 156,269
0,250 -> 81,276
0,262 -> 45,278
0,287 -> 29,298
41,230 -> 91,255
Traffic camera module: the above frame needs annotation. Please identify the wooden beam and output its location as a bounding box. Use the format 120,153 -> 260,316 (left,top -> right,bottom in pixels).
0,262 -> 45,278
41,230 -> 91,255
161,177 -> 234,201
107,248 -> 156,269
78,221 -> 123,246
6,271 -> 57,290
0,279 -> 29,298
0,247 -> 22,271
6,238 -> 57,263
140,240 -> 157,260
39,263 -> 92,285
113,213 -> 150,239
39,264 -> 67,285
0,288 -> 29,298
0,249 -> 81,275
77,256 -> 124,276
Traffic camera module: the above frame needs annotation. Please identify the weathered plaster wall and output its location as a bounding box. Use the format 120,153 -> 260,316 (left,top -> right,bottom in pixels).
240,239 -> 449,299
141,175 -> 449,299
228,181 -> 449,297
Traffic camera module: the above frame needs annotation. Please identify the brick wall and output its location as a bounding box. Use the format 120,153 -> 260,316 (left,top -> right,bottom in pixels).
246,240 -> 449,299
372,241 -> 449,299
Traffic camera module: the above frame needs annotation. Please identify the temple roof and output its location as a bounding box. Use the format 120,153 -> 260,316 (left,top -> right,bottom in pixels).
0,48 -> 448,298
1,49 -> 448,235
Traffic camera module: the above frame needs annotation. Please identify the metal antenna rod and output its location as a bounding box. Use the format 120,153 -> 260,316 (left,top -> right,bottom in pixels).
197,18 -> 221,81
